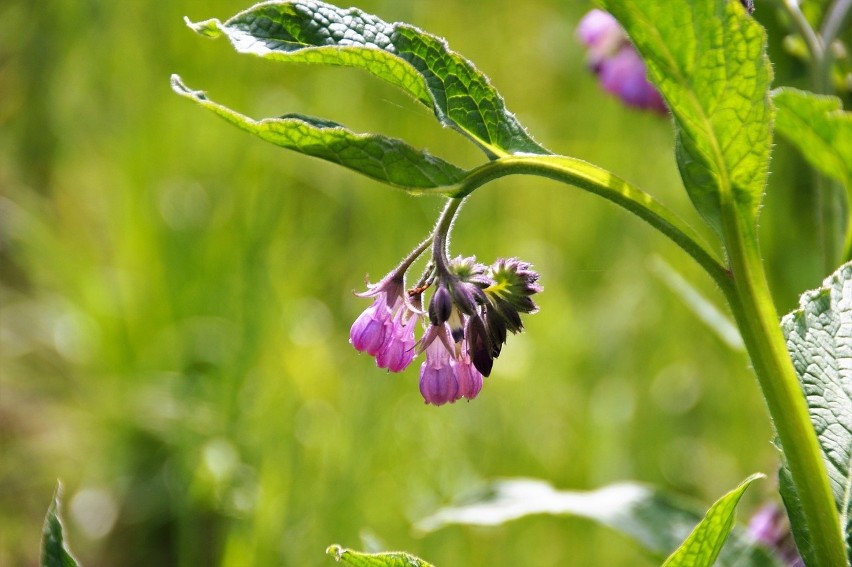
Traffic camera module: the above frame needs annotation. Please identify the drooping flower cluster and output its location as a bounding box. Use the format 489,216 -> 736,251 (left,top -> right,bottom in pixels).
350,255 -> 541,406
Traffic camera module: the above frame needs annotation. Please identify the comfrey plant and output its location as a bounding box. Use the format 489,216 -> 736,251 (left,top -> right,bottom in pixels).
105,0 -> 852,565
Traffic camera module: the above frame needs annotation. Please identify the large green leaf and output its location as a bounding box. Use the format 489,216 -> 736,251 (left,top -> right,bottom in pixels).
416,478 -> 779,566
663,474 -> 763,567
184,0 -> 548,158
773,88 -> 852,188
326,545 -> 434,567
600,0 -> 773,237
41,483 -> 80,567
780,261 -> 852,563
171,75 -> 467,192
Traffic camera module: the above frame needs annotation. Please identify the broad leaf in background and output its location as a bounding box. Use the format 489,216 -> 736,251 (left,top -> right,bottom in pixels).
184,0 -> 548,158
600,0 -> 773,237
171,75 -> 467,193
773,88 -> 852,189
41,483 -> 79,567
780,261 -> 852,563
326,545 -> 434,567
416,478 -> 779,567
663,474 -> 763,567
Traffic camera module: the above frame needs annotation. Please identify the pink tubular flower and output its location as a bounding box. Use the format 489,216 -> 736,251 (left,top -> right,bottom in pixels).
376,308 -> 417,372
418,328 -> 459,406
350,275 -> 419,372
417,322 -> 484,405
576,9 -> 667,114
455,348 -> 483,400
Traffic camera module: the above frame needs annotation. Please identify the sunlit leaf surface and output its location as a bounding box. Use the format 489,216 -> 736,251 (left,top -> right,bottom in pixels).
171,75 -> 468,192
600,0 -> 772,236
185,0 -> 548,158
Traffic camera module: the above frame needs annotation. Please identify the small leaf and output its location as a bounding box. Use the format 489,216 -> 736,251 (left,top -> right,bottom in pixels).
325,544 -> 434,567
600,0 -> 773,237
184,0 -> 548,158
663,474 -> 763,567
773,88 -> 852,188
416,478 -> 779,566
171,75 -> 468,192
41,483 -> 80,567
780,261 -> 852,562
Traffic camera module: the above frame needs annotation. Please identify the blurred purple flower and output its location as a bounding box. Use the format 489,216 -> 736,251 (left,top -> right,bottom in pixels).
747,503 -> 804,567
576,9 -> 667,114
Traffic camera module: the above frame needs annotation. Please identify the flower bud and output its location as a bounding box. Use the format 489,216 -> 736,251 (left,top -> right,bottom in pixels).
428,285 -> 452,326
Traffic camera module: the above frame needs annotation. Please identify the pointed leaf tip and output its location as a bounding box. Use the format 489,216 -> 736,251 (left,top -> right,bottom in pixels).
185,16 -> 223,38
663,473 -> 764,567
41,482 -> 80,567
324,544 -> 434,566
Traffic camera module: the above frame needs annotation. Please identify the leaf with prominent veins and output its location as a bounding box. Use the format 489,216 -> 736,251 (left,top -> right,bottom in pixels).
600,0 -> 773,237
781,261 -> 852,561
185,0 -> 548,158
171,75 -> 468,192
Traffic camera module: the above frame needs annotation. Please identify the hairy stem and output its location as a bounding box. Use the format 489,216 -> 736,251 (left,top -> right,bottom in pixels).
452,155 -> 730,288
431,197 -> 465,278
720,205 -> 847,567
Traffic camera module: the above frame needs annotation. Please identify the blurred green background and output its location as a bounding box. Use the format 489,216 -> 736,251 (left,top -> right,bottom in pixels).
1,1 -> 839,565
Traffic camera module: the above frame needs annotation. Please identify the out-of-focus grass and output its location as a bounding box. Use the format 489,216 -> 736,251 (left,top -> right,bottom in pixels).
0,1 -> 824,565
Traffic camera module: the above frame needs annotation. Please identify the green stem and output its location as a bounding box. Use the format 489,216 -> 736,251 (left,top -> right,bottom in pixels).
719,205 -> 847,567
431,197 -> 465,278
452,155 -> 730,288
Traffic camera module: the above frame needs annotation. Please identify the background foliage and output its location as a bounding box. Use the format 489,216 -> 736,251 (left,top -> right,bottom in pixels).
2,1 -> 845,565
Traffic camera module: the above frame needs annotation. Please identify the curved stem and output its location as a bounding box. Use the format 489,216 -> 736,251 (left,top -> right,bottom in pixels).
450,155 -> 730,289
780,0 -> 827,89
822,0 -> 852,49
431,197 -> 464,278
720,204 -> 847,567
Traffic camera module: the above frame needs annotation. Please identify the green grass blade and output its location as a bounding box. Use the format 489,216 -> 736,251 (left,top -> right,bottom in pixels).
185,0 -> 548,158
600,0 -> 773,237
171,74 -> 468,192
